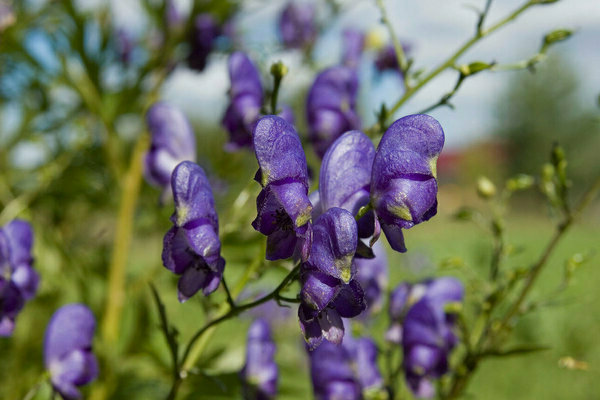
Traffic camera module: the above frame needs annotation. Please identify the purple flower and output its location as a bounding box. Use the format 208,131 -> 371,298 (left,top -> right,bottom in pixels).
371,114 -> 444,252
309,327 -> 386,399
187,13 -> 221,72
222,52 -> 264,150
144,102 -> 197,202
306,66 -> 361,158
342,29 -> 365,68
251,115 -> 312,261
355,241 -> 388,316
44,304 -> 98,399
278,2 -> 317,49
319,130 -> 376,238
298,208 -> 365,349
375,43 -> 411,73
398,278 -> 464,398
162,161 -> 225,302
0,220 -> 39,336
240,319 -> 278,399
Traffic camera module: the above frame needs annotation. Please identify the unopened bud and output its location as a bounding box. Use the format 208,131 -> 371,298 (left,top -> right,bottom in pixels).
476,176 -> 497,199
270,61 -> 288,80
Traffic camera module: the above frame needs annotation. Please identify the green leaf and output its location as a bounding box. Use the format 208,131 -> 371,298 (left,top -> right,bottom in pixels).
482,344 -> 551,358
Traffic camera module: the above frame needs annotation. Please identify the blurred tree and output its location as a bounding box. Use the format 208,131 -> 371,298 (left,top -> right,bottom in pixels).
494,54 -> 600,189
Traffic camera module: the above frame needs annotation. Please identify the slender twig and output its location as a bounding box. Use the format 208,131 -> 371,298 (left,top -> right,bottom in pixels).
164,264 -> 301,399
372,0 -> 535,130
149,284 -> 180,384
499,176 -> 600,327
375,0 -> 410,89
221,278 -> 237,309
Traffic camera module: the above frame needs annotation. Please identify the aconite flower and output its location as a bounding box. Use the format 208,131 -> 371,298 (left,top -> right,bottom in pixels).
240,319 -> 278,399
371,114 -> 444,252
144,102 -> 196,202
251,115 -> 312,260
162,161 -> 225,302
44,304 -> 98,399
0,219 -> 39,336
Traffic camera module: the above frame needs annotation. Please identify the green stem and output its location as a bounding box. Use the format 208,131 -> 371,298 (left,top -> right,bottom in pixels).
499,175 -> 600,327
167,264 -> 300,399
375,0 -> 410,88
101,134 -> 148,345
375,0 -> 535,127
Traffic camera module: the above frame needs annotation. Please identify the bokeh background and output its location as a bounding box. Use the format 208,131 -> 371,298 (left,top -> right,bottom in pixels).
1,0 -> 599,399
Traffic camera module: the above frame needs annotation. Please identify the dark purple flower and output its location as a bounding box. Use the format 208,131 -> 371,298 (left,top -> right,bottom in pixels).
241,319 -> 278,400
278,2 -> 317,49
400,277 -> 464,398
162,161 -> 225,302
115,28 -> 134,65
306,66 -> 361,158
385,282 -> 412,344
309,326 -> 385,399
355,241 -> 388,316
44,304 -> 98,399
187,13 -> 221,72
298,208 -> 365,349
319,130 -> 375,238
309,339 -> 361,400
222,52 -> 264,150
371,114 -> 444,252
375,43 -> 411,73
342,29 -> 365,68
251,115 -> 312,261
0,220 -> 39,336
144,102 -> 197,202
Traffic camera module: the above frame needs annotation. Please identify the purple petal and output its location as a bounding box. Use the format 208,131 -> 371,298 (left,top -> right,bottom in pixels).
342,29 -> 365,68
253,116 -> 309,189
241,319 -> 278,399
44,304 -> 97,383
187,13 -> 220,72
318,308 -> 344,345
308,208 -> 357,283
380,222 -> 406,253
278,2 -> 317,49
319,130 -> 375,215
171,161 -> 218,229
331,280 -> 366,318
354,338 -> 384,391
3,219 -> 33,266
144,103 -> 196,190
11,264 -> 39,300
301,268 -> 341,311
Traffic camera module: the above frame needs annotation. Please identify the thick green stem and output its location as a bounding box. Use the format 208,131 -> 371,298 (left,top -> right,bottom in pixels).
101,135 -> 148,344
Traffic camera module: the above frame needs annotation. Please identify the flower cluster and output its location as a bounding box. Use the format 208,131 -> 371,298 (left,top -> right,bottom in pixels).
162,161 -> 225,302
240,319 -> 278,400
309,325 -> 386,399
386,278 -> 464,398
222,52 -> 295,150
144,102 -> 197,202
0,220 -> 39,336
44,304 -> 98,399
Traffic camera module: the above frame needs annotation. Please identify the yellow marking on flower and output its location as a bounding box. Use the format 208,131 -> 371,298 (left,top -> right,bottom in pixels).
336,254 -> 353,283
177,204 -> 189,226
388,204 -> 412,222
429,156 -> 438,179
295,206 -> 312,227
261,168 -> 269,186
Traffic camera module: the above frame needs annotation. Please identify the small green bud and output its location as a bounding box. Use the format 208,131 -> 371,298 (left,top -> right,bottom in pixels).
506,174 -> 534,191
476,176 -> 497,199
270,61 -> 288,79
459,61 -> 494,76
544,29 -> 573,46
